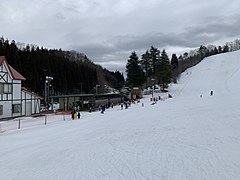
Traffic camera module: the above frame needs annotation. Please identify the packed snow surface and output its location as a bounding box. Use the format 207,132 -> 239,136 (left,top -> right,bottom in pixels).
1,51 -> 240,179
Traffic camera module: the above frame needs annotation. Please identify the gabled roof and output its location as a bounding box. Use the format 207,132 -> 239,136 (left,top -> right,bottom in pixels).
21,87 -> 44,99
0,56 -> 6,65
0,56 -> 26,81
8,64 -> 26,80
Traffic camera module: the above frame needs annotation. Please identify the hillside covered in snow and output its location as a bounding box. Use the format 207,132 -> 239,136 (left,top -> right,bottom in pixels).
1,50 -> 240,180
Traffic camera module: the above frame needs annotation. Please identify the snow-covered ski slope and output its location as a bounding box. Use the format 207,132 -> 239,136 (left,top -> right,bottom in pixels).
1,50 -> 240,180
171,50 -> 240,98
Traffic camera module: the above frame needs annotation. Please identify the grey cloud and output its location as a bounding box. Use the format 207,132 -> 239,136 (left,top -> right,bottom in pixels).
113,14 -> 240,50
181,14 -> 240,45
68,13 -> 240,69
54,13 -> 66,20
73,43 -> 117,58
1,0 -> 240,72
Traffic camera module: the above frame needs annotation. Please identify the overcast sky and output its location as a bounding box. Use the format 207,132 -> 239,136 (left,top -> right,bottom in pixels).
1,0 -> 240,72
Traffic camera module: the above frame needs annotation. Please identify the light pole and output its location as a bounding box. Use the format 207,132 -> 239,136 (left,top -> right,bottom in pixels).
45,76 -> 53,110
151,78 -> 155,100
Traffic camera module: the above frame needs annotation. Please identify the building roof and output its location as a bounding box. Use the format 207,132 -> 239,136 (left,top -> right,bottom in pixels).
49,92 -> 121,99
0,56 -> 6,65
0,56 -> 26,81
8,64 -> 26,80
21,87 -> 44,99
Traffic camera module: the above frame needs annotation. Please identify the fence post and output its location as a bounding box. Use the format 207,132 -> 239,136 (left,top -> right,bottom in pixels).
45,115 -> 47,125
18,119 -> 21,129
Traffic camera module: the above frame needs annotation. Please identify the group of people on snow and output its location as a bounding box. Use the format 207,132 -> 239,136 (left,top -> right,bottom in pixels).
71,110 -> 81,120
70,95 -> 175,120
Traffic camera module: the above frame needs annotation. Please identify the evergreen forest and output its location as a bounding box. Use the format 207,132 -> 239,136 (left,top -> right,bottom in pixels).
0,37 -> 125,96
125,39 -> 240,91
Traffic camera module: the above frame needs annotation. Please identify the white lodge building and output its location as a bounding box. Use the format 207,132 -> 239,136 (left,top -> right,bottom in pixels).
0,56 -> 42,119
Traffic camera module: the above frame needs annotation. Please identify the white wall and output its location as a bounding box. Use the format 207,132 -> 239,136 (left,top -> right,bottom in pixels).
0,101 -> 11,119
21,91 -> 41,116
12,80 -> 22,117
0,62 -> 14,118
1,61 -> 41,119
13,80 -> 21,101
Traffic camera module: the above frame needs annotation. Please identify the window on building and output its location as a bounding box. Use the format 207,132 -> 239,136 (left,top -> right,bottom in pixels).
12,104 -> 21,113
0,83 -> 3,94
0,83 -> 12,94
0,105 -> 3,115
4,84 -> 12,93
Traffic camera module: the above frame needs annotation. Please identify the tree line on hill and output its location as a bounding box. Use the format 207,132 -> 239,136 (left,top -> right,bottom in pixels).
125,39 -> 240,91
126,47 -> 171,91
1,36 -> 239,96
0,37 -> 125,96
